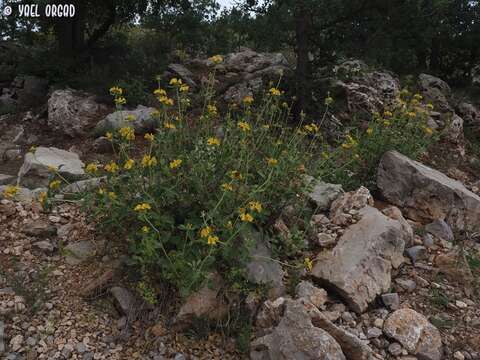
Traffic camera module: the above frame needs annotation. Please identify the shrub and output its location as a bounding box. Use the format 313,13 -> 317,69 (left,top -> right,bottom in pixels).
80,64 -> 325,296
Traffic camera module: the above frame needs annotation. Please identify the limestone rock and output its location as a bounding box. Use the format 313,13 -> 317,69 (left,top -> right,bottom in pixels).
312,206 -> 407,313
383,309 -> 443,360
21,219 -> 57,237
329,186 -> 373,226
457,102 -> 480,125
174,273 -> 228,328
251,299 -> 346,360
377,151 -> 480,230
18,147 -> 85,189
64,240 -> 98,265
295,281 -> 328,308
418,73 -> 452,113
48,89 -> 107,137
94,105 -> 157,135
425,219 -> 454,242
305,176 -> 344,211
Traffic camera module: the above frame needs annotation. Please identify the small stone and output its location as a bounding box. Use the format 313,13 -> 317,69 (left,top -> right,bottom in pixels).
76,342 -> 87,354
9,334 -> 23,352
425,219 -> 454,242
423,233 -> 435,248
367,327 -> 383,339
381,293 -> 400,310
174,354 -> 186,360
373,318 -> 384,328
454,351 -> 465,360
295,281 -> 328,308
455,300 -> 468,309
405,245 -> 427,263
388,343 -> 403,356
395,278 -> 417,292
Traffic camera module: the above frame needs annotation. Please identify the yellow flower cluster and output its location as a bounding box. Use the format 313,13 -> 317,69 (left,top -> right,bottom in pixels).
134,203 -> 151,212
124,159 -> 135,170
200,226 -> 220,246
119,126 -> 135,141
221,183 -> 234,191
169,78 -> 183,86
208,55 -> 224,64
269,87 -> 281,96
86,163 -> 98,174
324,94 -> 334,106
229,170 -> 243,180
248,201 -> 263,213
237,121 -> 251,132
158,96 -> 174,106
142,155 -> 157,168
304,123 -> 319,133
179,84 -> 189,93
239,208 -> 254,222
2,185 -> 19,198
304,257 -> 313,272
105,161 -> 119,173
341,134 -> 357,150
144,133 -> 155,142
169,159 -> 182,169
154,88 -> 167,97
266,157 -> 278,166
207,104 -> 218,116
125,114 -> 136,122
164,122 -> 176,130
207,137 -> 221,146
114,97 -> 127,106
243,96 -> 254,105
109,86 -> 123,96
49,180 -> 61,190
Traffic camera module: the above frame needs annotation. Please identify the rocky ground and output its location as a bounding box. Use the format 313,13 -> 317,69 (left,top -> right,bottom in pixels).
1,49 -> 480,359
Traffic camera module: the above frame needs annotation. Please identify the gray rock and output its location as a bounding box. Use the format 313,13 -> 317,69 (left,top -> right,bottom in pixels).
377,151 -> 480,230
18,147 -> 85,189
381,293 -> 400,310
395,278 -> 417,293
110,286 -> 152,320
63,177 -> 105,194
33,240 -> 55,253
305,176 -> 344,211
251,299 -> 346,360
312,206 -> 407,313
0,321 -> 4,354
425,219 -> 454,242
367,327 -> 383,339
457,102 -> 480,125
423,233 -> 435,248
64,241 -> 97,265
310,309 -> 373,360
295,281 -> 328,308
94,105 -> 158,135
166,64 -> 197,88
48,89 -> 107,137
418,73 -> 452,113
383,309 -> 443,360
246,230 -> 285,298
21,219 -> 57,237
388,342 -> 403,356
0,174 -> 15,186
0,185 -> 46,204
405,245 -> 427,264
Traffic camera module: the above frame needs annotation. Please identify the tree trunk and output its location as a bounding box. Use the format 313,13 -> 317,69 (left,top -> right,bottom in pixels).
293,0 -> 311,121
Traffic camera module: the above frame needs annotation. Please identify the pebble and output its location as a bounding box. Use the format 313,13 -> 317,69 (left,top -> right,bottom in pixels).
456,300 -> 468,309
367,327 -> 383,339
373,318 -> 384,328
381,293 -> 400,310
454,351 -> 465,360
388,342 -> 403,356
405,245 -> 427,263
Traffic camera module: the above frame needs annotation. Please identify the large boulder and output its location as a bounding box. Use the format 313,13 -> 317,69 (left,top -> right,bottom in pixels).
15,75 -> 49,108
377,151 -> 480,230
94,105 -> 157,136
383,309 -> 443,360
418,73 -> 453,113
17,147 -> 85,188
48,89 -> 108,137
251,299 -> 346,360
312,205 -> 408,314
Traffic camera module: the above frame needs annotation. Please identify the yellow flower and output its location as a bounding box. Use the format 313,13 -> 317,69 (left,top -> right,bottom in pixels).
304,123 -> 319,133
200,226 -> 213,238
248,201 -> 263,213
207,235 -> 219,246
134,203 -> 151,212
169,159 -> 182,169
354,154 -> 361,160
266,157 -> 278,166
207,104 -> 218,116
154,88 -> 167,96
262,124 -> 270,130
109,86 -> 123,96
237,121 -> 251,132
47,165 -> 58,172
321,151 -> 330,159
125,114 -> 136,122
424,126 -> 433,136
108,192 -> 117,200
38,191 -> 47,205
158,96 -> 174,106
105,161 -> 119,173
179,84 -> 190,93
406,112 -> 416,119
207,137 -> 221,146
49,180 -> 61,190
106,132 -> 113,141
29,145 -> 37,153
221,183 -> 234,191
269,87 -> 281,96
225,221 -> 233,229
169,78 -> 182,86
304,258 -> 313,272
86,163 -> 98,174
384,110 -> 393,117
383,120 -> 391,127
413,93 -> 423,101
341,143 -> 353,150
164,122 -> 176,130
119,126 -> 135,141
324,94 -> 334,106
243,96 -> 254,105
366,128 -> 373,136
208,55 -> 224,64
151,109 -> 161,118
124,159 -> 135,170
114,97 -> 127,106
426,103 -> 434,110
2,185 -> 19,199
240,212 -> 254,222
98,188 -> 105,195
229,170 -> 243,180
141,226 -> 150,233
141,155 -> 157,168
144,133 -> 155,142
